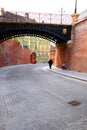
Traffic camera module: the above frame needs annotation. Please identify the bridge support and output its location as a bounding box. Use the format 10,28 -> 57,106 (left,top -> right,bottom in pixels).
71,13 -> 79,24
54,43 -> 66,69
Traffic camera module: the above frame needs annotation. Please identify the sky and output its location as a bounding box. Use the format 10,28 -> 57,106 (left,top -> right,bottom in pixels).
0,0 -> 86,14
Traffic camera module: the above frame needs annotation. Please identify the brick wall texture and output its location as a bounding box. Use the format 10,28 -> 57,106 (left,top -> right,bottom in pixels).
0,39 -> 31,67
65,19 -> 87,72
55,18 -> 87,72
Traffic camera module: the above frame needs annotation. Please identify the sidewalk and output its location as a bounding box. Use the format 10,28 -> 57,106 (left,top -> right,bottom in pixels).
47,66 -> 87,82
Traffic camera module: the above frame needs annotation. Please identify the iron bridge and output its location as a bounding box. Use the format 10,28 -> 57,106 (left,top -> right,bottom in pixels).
0,22 -> 72,43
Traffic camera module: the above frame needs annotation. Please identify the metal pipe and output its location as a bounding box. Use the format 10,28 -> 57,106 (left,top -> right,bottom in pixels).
75,0 -> 77,13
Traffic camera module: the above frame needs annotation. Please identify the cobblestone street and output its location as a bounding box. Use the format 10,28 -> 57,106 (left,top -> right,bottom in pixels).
0,64 -> 87,130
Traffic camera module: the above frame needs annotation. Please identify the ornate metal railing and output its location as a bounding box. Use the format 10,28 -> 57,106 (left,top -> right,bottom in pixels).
0,8 -> 87,24
0,9 -> 72,24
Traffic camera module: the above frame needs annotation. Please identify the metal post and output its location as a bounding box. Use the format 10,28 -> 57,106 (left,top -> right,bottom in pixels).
39,13 -> 40,23
16,12 -> 17,21
50,14 -> 51,24
60,7 -> 64,24
75,0 -> 77,13
58,8 -> 65,24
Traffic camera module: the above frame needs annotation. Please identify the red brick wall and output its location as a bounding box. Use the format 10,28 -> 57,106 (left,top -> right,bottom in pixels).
54,44 -> 66,68
0,39 -> 31,67
65,18 -> 87,72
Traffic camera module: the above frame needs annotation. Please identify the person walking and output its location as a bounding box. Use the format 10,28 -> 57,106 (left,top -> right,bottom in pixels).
48,59 -> 53,69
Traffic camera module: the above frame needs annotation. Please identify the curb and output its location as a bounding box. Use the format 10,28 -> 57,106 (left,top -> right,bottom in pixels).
47,68 -> 87,82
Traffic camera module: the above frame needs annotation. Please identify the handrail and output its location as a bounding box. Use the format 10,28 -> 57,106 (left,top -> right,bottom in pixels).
0,9 -> 72,25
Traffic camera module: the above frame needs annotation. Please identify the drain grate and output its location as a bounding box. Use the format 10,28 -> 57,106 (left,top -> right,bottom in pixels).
68,100 -> 81,106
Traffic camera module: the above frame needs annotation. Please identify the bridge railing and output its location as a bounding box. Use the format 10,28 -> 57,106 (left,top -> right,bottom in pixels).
27,12 -> 72,24
78,9 -> 87,21
0,9 -> 72,24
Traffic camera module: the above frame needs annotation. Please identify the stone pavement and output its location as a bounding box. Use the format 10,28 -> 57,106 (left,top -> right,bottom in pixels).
0,65 -> 87,82
47,66 -> 87,82
0,66 -> 16,74
0,64 -> 87,130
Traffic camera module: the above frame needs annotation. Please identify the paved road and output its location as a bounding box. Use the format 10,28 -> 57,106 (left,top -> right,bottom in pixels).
0,64 -> 87,130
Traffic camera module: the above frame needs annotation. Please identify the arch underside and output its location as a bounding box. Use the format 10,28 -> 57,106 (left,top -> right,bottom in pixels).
0,22 -> 72,43
0,29 -> 66,43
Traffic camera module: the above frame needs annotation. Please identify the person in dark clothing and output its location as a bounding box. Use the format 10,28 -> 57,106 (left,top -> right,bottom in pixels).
48,59 -> 53,69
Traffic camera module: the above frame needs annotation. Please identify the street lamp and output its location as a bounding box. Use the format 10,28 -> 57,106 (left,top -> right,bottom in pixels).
59,7 -> 65,24
75,0 -> 77,13
72,0 -> 79,23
